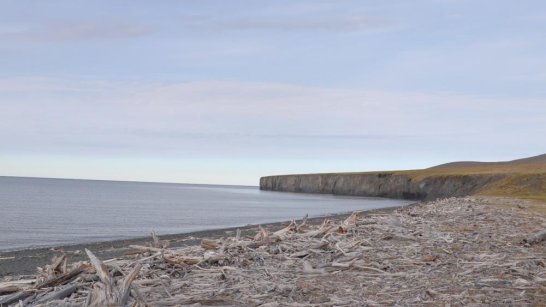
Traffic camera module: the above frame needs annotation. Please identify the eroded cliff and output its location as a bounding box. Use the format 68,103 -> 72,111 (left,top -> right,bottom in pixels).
260,154 -> 546,201
260,173 -> 508,200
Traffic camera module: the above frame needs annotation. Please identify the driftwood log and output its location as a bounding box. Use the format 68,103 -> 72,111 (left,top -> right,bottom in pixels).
524,229 -> 546,245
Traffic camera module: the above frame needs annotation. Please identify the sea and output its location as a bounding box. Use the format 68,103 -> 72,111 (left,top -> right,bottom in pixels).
0,176 -> 412,251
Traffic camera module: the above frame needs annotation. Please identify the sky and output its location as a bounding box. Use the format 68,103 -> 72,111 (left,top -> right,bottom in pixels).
1,0 -> 545,185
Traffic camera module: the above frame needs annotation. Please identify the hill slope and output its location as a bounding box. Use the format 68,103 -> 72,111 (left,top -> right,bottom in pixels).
426,153 -> 546,173
407,154 -> 546,201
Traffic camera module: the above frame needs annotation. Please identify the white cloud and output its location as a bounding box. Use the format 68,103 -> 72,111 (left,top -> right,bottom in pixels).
0,77 -> 544,160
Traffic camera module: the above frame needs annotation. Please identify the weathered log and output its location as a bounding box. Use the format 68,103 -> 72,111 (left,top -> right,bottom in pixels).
164,254 -> 202,266
129,245 -> 164,253
303,219 -> 334,237
273,220 -> 296,240
52,254 -> 66,272
203,250 -> 225,264
253,225 -> 269,245
296,214 -> 309,233
85,248 -> 114,299
201,239 -> 220,250
0,280 -> 35,295
0,290 -> 34,306
0,285 -> 19,296
523,229 -> 546,245
34,284 -> 79,304
117,263 -> 142,305
34,265 -> 85,289
343,212 -> 359,226
302,261 -> 326,274
151,230 -> 161,248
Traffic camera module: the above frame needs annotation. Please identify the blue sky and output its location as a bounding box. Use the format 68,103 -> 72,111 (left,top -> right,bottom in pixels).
1,0 -> 545,185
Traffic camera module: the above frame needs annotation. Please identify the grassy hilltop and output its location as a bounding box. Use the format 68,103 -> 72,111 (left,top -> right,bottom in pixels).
338,154 -> 546,202
403,154 -> 546,201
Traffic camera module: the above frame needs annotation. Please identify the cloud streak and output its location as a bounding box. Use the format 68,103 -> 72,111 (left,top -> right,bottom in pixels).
0,21 -> 153,43
1,77 -> 544,160
179,14 -> 384,32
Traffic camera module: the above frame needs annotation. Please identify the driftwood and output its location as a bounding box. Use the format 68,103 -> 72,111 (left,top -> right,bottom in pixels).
34,284 -> 79,304
86,248 -> 114,301
201,239 -> 220,250
0,290 -> 35,306
296,214 -> 309,233
1,197 -> 545,306
524,229 -> 546,245
85,249 -> 142,306
272,220 -> 296,240
47,254 -> 65,276
117,263 -> 142,305
35,264 -> 86,289
0,286 -> 19,296
151,230 -> 161,248
253,225 -> 269,244
151,230 -> 169,249
302,261 -> 326,274
0,280 -> 35,296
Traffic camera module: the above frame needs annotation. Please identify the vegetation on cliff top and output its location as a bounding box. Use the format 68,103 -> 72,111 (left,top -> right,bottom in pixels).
283,154 -> 546,202
404,154 -> 546,201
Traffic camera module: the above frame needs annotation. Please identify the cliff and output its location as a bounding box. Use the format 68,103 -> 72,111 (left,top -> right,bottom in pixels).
260,154 -> 546,201
260,173 -> 508,200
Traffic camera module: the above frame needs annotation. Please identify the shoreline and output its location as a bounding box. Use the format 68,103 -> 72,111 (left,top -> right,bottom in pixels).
2,196 -> 544,306
0,203 -> 415,277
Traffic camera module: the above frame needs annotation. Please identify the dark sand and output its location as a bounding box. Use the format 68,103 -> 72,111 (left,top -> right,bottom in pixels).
0,205 -> 413,277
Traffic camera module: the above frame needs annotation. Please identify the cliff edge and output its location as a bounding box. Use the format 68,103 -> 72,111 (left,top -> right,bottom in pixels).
260,154 -> 546,201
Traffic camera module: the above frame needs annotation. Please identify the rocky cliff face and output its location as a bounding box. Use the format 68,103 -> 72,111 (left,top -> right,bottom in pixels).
260,173 -> 508,200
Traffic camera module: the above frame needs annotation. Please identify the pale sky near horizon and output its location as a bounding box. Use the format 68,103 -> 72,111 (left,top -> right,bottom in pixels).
1,0 -> 545,185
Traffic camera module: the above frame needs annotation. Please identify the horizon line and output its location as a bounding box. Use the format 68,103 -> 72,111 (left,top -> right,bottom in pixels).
0,175 -> 259,188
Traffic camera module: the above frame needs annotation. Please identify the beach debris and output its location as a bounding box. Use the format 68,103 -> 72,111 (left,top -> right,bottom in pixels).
272,220 -> 296,241
201,238 -> 220,250
0,197 -> 545,306
0,280 -> 35,296
524,229 -> 546,245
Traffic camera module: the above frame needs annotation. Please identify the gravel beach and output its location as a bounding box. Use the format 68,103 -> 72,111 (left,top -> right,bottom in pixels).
0,206 -> 404,278
1,197 -> 545,306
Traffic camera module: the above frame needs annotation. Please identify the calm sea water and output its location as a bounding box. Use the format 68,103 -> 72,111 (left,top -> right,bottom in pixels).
0,176 -> 411,251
